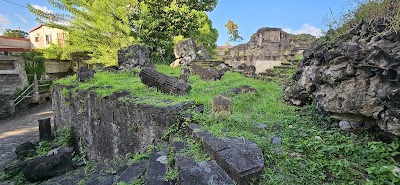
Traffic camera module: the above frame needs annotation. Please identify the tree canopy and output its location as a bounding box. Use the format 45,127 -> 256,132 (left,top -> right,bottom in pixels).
28,0 -> 219,66
3,29 -> 28,38
225,19 -> 243,42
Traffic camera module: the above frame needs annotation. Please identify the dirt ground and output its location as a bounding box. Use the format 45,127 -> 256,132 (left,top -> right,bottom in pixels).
0,101 -> 53,171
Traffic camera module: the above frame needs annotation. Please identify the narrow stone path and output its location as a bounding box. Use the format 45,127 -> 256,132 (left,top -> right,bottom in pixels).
0,101 -> 53,170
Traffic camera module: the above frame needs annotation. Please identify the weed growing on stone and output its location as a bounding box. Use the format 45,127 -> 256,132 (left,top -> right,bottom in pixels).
36,141 -> 52,156
55,125 -> 74,147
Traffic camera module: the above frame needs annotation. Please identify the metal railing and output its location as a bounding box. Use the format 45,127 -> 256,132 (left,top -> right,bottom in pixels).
12,73 -> 53,106
13,83 -> 34,106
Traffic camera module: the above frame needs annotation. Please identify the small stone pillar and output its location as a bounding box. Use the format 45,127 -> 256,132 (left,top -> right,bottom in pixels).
33,73 -> 39,95
38,118 -> 53,141
8,100 -> 15,115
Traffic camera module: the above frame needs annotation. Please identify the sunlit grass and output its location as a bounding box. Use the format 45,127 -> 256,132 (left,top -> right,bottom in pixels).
55,64 -> 399,185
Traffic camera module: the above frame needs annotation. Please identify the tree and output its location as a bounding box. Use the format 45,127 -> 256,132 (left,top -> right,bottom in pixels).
225,19 -> 243,42
28,0 -> 219,66
3,29 -> 28,38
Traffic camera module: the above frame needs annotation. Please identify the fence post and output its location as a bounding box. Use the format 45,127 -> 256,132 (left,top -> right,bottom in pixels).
38,118 -> 53,141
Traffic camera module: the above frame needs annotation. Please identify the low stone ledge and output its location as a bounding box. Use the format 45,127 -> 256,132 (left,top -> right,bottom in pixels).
187,123 -> 264,185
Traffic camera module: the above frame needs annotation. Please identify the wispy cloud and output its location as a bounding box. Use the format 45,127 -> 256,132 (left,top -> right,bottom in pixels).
0,14 -> 11,24
0,14 -> 11,35
31,5 -> 54,14
16,14 -> 28,24
283,24 -> 323,38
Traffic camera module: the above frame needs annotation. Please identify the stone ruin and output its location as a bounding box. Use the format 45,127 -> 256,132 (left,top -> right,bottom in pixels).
118,44 -> 152,70
76,67 -> 95,82
171,38 -> 198,68
170,38 -> 213,68
285,19 -> 400,135
140,67 -> 192,96
211,95 -> 232,115
221,27 -> 316,73
0,56 -> 28,119
190,63 -> 224,81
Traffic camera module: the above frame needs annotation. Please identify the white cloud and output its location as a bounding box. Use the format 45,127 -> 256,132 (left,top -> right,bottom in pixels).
31,5 -> 54,14
0,14 -> 11,35
16,14 -> 28,24
0,14 -> 11,24
284,23 -> 323,38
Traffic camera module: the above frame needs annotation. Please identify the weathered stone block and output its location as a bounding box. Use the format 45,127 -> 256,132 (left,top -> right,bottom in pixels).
23,153 -> 74,182
176,156 -> 233,185
211,95 -> 232,115
146,149 -> 170,185
187,124 -> 264,185
77,67 -> 95,82
118,44 -> 151,70
190,63 -> 222,81
140,67 -> 191,96
39,118 -> 53,141
52,85 -> 194,161
117,162 -> 147,183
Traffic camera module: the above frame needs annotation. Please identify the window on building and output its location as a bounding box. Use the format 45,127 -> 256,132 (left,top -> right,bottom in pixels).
45,35 -> 51,45
35,36 -> 39,42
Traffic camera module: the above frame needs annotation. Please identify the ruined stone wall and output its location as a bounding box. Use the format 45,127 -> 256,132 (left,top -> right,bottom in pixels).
285,20 -> 400,135
52,85 -> 193,161
45,60 -> 72,74
0,56 -> 28,119
223,28 -> 315,73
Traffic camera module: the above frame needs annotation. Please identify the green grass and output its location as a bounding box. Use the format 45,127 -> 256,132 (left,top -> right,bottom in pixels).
54,64 -> 399,185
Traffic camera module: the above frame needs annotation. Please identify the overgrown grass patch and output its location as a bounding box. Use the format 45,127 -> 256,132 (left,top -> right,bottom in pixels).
54,65 -> 399,184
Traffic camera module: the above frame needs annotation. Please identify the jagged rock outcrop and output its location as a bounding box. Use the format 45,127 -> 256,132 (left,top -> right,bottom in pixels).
285,20 -> 400,135
118,44 -> 151,70
222,28 -> 315,73
171,38 -> 197,68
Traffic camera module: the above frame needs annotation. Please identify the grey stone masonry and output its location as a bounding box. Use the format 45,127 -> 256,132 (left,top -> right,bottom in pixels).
187,123 -> 264,185
190,63 -> 221,81
140,67 -> 191,96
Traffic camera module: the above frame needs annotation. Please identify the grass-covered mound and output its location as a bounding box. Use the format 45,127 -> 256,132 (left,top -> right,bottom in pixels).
54,65 -> 399,184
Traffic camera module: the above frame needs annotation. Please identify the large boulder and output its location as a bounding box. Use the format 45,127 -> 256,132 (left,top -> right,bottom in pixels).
23,153 -> 74,182
285,19 -> 400,135
171,39 -> 197,68
118,44 -> 151,70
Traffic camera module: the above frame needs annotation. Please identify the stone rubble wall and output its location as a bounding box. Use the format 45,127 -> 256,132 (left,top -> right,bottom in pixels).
52,85 -> 193,161
285,20 -> 400,135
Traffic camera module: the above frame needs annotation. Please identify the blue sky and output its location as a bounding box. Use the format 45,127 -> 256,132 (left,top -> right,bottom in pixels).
0,0 -> 354,45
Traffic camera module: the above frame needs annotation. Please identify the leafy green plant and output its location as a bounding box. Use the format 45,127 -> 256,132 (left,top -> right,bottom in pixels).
12,52 -> 46,83
37,141 -> 53,156
55,125 -> 74,147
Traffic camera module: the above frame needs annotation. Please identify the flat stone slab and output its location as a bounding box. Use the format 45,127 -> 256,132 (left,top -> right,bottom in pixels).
176,155 -> 233,185
117,162 -> 147,183
146,149 -> 170,185
187,123 -> 264,185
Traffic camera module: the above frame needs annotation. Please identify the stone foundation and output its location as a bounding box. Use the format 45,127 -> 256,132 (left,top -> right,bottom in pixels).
52,85 -> 193,161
